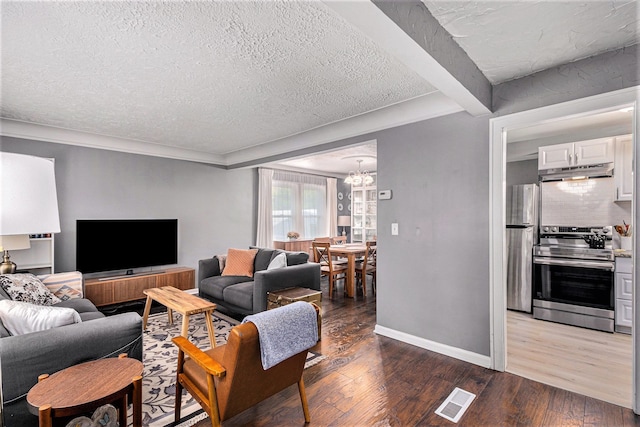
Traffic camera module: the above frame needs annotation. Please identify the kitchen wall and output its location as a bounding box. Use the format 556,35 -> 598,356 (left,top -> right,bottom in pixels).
541,177 -> 632,247
506,159 -> 538,186
0,137 -> 255,275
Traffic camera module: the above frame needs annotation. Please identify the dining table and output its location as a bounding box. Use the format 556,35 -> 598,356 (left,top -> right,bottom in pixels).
329,244 -> 367,298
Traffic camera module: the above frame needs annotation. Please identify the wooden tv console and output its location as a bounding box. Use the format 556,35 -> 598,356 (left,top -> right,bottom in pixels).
84,267 -> 195,307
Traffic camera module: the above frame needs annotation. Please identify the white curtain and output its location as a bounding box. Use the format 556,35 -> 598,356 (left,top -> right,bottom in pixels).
271,170 -> 329,240
256,168 -> 274,247
326,177 -> 337,236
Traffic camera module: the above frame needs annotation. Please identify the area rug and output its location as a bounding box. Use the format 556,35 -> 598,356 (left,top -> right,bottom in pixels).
135,311 -> 326,427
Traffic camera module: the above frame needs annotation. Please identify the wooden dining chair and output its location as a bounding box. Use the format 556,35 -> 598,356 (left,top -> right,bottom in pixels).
312,241 -> 348,298
331,236 -> 347,244
355,241 -> 377,295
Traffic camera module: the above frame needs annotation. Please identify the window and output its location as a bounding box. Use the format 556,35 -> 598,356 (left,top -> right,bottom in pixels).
272,171 -> 328,241
256,168 -> 336,248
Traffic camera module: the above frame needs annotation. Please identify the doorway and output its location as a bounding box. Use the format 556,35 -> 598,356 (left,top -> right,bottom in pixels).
489,87 -> 639,413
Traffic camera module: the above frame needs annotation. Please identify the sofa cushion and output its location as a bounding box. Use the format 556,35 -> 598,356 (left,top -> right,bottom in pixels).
0,319 -> 10,337
0,299 -> 81,335
222,248 -> 258,277
285,251 -> 309,266
38,271 -> 83,300
267,252 -> 287,270
200,275 -> 254,300
223,282 -> 254,311
0,273 -> 61,306
54,298 -> 101,314
253,248 -> 276,272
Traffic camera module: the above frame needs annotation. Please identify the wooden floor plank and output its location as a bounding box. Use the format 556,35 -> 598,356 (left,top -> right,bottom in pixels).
192,278 -> 639,427
507,310 -> 633,408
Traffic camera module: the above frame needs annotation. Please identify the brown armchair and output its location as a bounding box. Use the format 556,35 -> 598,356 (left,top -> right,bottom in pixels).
172,304 -> 320,427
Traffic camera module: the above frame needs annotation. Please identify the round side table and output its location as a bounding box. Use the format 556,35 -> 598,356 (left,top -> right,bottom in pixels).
26,355 -> 143,427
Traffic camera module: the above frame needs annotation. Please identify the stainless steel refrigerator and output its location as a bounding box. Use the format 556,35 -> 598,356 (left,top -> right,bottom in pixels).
506,183 -> 538,313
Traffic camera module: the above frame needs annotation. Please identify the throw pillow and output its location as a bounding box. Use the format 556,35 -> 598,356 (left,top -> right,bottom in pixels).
39,271 -> 83,301
0,273 -> 62,305
267,252 -> 287,270
0,299 -> 81,335
221,248 -> 258,277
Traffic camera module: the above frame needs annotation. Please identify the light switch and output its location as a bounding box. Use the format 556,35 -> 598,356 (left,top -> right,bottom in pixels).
391,223 -> 399,235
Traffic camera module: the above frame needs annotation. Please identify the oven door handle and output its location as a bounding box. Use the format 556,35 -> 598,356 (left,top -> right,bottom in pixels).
533,257 -> 614,271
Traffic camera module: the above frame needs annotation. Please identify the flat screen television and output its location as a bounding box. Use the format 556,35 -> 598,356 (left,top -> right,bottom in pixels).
76,219 -> 178,274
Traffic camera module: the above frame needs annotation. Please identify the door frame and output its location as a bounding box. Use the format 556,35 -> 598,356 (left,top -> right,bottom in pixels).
489,86 -> 639,412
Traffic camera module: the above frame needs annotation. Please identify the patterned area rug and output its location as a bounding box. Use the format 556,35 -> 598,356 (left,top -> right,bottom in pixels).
136,311 -> 325,427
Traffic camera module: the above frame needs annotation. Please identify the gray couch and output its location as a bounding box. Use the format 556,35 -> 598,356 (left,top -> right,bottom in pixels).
0,275 -> 143,427
198,247 -> 321,315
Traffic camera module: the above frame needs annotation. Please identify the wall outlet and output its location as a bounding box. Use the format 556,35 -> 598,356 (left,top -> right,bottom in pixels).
391,223 -> 399,235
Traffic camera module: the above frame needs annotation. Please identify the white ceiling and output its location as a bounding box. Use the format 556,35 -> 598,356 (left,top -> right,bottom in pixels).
424,1 -> 639,84
1,1 -> 637,174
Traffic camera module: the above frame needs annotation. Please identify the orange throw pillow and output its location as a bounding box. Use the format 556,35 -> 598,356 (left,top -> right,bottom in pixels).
221,248 -> 258,277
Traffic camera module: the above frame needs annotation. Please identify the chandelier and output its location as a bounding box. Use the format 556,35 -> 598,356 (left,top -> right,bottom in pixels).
344,160 -> 374,186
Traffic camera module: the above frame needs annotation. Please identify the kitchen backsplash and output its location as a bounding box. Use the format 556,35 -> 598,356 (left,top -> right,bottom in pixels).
541,177 -> 631,227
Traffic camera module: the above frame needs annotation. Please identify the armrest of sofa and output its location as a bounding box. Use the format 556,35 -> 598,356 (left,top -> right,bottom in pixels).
0,312 -> 143,405
198,257 -> 222,284
252,263 -> 321,312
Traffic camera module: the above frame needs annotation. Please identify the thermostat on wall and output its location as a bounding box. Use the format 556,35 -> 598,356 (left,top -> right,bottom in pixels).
378,190 -> 392,200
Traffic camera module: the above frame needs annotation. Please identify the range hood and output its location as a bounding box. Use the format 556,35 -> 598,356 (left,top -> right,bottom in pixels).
539,163 -> 614,181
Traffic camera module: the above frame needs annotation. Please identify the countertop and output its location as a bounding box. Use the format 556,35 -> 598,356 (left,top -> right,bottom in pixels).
614,249 -> 633,258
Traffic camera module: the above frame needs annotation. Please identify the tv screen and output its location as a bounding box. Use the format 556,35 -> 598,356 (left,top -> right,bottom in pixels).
76,219 -> 178,274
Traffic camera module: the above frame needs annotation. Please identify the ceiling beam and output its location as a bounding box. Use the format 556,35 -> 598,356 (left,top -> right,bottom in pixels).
323,0 -> 492,116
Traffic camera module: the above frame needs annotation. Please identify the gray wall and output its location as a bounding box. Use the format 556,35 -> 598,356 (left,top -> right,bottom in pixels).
506,160 -> 538,187
376,112 -> 491,356
0,137 -> 255,278
337,179 -> 351,240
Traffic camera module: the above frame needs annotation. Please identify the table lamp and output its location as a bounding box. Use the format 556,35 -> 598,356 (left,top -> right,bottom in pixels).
0,152 -> 60,274
0,235 -> 31,274
338,216 -> 351,236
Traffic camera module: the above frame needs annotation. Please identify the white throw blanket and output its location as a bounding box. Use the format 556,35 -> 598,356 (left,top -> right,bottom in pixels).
242,301 -> 318,370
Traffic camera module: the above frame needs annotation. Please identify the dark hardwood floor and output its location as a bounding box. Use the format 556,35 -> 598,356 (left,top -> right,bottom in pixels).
192,278 -> 640,426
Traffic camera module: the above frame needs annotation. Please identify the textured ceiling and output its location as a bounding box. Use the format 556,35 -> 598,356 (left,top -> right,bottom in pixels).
423,0 -> 639,84
1,1 -> 434,155
1,1 -> 637,173
274,140 -> 378,175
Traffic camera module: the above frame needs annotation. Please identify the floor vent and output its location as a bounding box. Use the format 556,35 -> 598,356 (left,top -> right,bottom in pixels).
434,387 -> 476,423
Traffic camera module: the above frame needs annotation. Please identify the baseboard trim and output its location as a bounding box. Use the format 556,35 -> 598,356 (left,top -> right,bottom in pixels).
374,324 -> 492,369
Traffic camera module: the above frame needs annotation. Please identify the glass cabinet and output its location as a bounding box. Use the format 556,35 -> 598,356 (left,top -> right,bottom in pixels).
351,174 -> 377,243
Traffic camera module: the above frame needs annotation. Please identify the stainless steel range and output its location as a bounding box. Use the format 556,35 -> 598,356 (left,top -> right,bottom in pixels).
533,225 -> 615,332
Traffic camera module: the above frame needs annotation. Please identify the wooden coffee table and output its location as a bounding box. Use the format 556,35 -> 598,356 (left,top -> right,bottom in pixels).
142,285 -> 218,348
27,354 -> 143,427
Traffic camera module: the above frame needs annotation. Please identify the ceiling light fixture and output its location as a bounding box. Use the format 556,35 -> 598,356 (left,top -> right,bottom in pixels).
344,160 -> 374,186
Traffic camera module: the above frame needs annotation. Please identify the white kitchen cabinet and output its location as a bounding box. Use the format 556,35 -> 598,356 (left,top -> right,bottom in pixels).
350,174 -> 377,243
614,134 -> 633,201
538,138 -> 614,170
10,235 -> 55,275
615,256 -> 633,334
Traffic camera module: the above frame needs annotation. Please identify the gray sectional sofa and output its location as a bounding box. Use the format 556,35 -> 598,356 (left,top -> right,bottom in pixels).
198,247 -> 321,316
0,275 -> 143,427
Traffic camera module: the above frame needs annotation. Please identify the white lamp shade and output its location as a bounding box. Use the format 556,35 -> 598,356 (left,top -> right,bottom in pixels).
337,216 -> 351,227
0,153 -> 61,235
0,234 -> 30,251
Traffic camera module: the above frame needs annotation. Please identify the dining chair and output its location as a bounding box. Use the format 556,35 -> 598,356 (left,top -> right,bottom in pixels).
312,241 -> 348,298
355,241 -> 377,295
331,236 -> 347,244
314,237 -> 347,265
